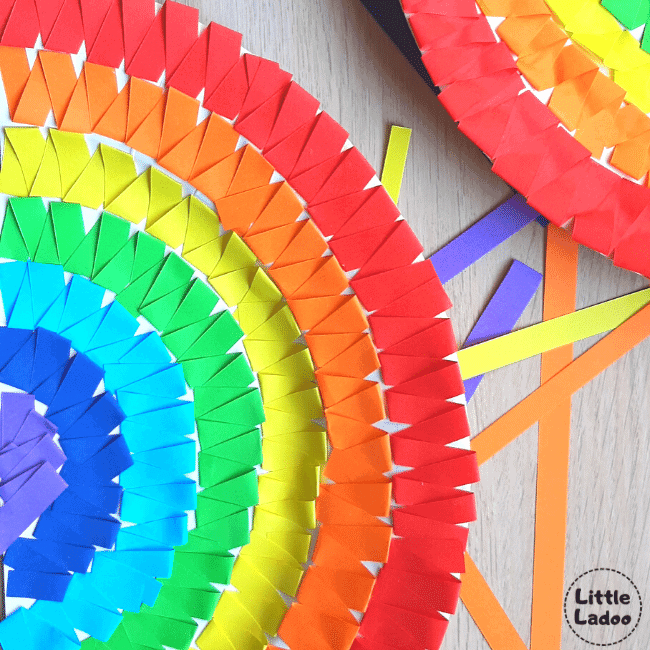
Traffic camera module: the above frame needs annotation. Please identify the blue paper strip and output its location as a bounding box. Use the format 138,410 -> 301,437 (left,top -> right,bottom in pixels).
0,261 -> 27,319
0,606 -> 81,650
30,328 -> 71,392
0,332 -> 36,389
462,260 -> 542,401
430,194 -> 542,284
58,276 -> 105,332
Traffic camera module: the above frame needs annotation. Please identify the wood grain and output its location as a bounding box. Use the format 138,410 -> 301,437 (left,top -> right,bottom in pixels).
183,1 -> 650,647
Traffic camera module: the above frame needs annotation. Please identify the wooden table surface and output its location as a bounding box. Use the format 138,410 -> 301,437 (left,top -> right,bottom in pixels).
183,1 -> 650,647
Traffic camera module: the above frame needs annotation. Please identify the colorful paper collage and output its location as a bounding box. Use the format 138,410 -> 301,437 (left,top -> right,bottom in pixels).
0,3 -> 481,650
401,0 -> 650,278
0,2 -> 648,650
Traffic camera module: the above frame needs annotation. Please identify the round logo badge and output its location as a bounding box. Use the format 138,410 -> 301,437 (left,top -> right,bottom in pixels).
564,569 -> 642,645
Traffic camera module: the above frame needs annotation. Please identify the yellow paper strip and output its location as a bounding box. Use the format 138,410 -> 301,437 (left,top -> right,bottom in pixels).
381,125 -> 411,204
457,288 -> 650,379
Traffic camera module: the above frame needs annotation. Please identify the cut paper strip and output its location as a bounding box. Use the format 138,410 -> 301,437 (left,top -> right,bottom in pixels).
462,260 -> 542,400
460,554 -> 528,650
381,125 -> 411,204
458,287 -> 650,379
430,194 -> 541,284
530,224 -> 578,650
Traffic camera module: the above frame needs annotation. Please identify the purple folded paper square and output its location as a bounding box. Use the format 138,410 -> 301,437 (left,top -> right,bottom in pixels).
0,395 -> 67,553
1,393 -> 35,448
0,462 -> 67,554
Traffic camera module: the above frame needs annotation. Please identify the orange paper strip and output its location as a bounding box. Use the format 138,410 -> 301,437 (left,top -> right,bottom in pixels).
192,148 -> 245,203
158,118 -> 208,180
530,225 -> 578,650
246,182 -> 304,235
190,113 -> 241,178
85,62 -> 119,129
13,57 -> 50,126
460,554 -> 528,650
94,82 -> 129,142
217,184 -> 282,236
287,296 -> 349,331
247,222 -> 303,264
228,145 -> 275,195
158,86 -> 200,159
309,295 -> 368,334
126,77 -> 164,141
126,91 -> 165,158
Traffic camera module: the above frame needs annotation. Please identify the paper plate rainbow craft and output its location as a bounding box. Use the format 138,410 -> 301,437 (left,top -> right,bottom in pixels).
0,2 -> 479,650
401,0 -> 650,279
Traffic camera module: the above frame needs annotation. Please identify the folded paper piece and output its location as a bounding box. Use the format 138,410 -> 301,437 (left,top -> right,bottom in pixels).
462,260 -> 542,400
0,394 -> 67,556
0,4 -> 475,647
457,287 -> 650,379
430,194 -> 541,284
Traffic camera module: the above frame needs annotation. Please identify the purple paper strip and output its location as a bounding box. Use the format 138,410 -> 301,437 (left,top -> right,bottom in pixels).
430,194 -> 541,284
462,260 -> 542,401
0,462 -> 67,554
1,393 -> 35,448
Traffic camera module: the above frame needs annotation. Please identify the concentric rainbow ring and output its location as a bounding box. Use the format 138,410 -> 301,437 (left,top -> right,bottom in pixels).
0,3 -> 476,650
402,0 -> 650,278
